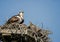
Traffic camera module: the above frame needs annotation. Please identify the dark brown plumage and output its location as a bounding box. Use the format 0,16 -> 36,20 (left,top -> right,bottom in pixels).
7,16 -> 19,24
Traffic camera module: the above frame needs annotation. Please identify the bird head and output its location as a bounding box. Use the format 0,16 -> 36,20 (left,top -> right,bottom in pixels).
18,11 -> 24,19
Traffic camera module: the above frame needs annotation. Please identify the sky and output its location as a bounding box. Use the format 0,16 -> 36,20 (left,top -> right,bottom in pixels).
0,0 -> 60,42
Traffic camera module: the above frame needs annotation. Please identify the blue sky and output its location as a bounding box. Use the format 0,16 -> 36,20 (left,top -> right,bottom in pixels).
0,0 -> 60,42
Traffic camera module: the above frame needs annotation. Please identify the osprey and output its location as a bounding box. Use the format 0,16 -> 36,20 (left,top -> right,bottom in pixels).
6,11 -> 24,24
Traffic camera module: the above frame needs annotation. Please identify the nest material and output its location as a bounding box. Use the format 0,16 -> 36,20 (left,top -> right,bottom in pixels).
0,22 -> 51,42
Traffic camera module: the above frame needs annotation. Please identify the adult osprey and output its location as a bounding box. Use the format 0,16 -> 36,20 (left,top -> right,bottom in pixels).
6,11 -> 24,24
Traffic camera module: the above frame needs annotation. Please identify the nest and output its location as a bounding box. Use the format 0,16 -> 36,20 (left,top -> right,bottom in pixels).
0,22 -> 51,42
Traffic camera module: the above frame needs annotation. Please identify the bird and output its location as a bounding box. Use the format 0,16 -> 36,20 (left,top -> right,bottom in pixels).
6,11 -> 24,24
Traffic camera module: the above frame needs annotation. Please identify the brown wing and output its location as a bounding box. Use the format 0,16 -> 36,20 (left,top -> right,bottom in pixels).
7,16 -> 19,23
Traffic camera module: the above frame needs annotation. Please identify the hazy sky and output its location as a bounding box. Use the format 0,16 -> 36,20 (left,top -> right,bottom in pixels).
0,0 -> 60,42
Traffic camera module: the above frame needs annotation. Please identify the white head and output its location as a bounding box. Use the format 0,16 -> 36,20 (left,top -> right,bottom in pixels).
19,11 -> 24,19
